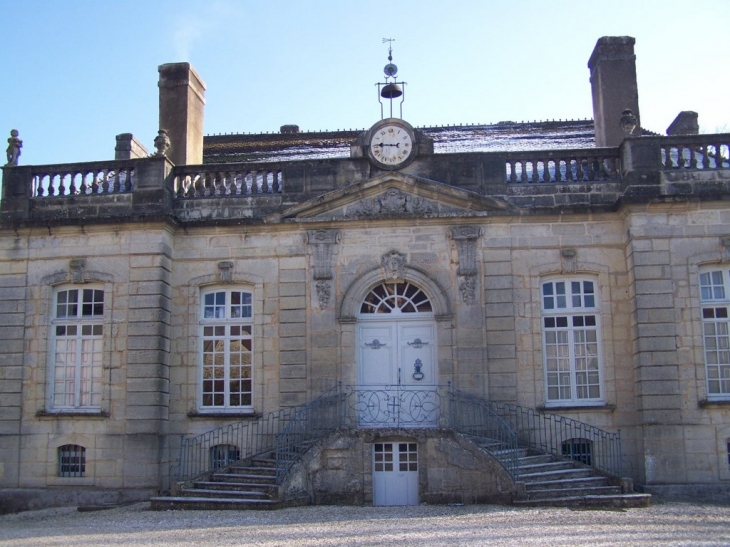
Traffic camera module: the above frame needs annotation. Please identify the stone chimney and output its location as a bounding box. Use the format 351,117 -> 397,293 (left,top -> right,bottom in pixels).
115,133 -> 149,160
588,36 -> 641,148
666,111 -> 699,135
158,63 -> 206,166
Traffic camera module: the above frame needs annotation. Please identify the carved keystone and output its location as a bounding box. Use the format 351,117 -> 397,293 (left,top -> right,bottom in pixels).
561,249 -> 577,273
218,261 -> 233,284
381,250 -> 407,280
69,258 -> 86,284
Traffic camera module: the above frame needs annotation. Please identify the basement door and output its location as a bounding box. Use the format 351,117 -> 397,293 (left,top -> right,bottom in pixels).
372,442 -> 419,506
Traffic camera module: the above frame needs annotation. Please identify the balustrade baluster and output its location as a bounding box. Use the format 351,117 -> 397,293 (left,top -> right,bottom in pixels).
555,159 -> 563,182
79,172 -> 89,194
59,173 -> 68,195
35,175 -> 44,197
689,146 -> 698,169
191,174 -> 200,197
542,159 -> 549,183
701,146 -> 711,169
609,157 -> 619,179
716,143 -> 726,168
112,170 -> 121,193
275,171 -> 283,193
69,173 -> 78,194
576,159 -> 585,181
677,146 -> 686,168
662,146 -> 672,168
266,172 -> 273,193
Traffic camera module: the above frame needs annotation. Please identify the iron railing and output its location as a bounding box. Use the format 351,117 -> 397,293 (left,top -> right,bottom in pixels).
341,384 -> 447,429
274,388 -> 345,482
175,408 -> 294,481
488,401 -> 623,477
176,385 -> 624,486
448,391 -> 520,480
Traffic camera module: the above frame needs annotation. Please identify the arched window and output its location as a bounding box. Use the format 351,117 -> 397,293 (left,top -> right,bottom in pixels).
360,282 -> 432,314
58,444 -> 86,477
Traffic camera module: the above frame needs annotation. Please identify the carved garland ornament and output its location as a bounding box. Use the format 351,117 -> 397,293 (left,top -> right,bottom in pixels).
345,187 -> 436,218
448,226 -> 483,305
307,229 -> 341,309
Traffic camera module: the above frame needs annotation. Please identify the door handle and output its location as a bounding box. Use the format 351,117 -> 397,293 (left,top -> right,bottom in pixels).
412,359 -> 424,381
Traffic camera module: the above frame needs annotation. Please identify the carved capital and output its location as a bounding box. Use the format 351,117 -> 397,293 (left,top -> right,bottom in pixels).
218,261 -> 234,284
69,258 -> 86,284
381,250 -> 407,280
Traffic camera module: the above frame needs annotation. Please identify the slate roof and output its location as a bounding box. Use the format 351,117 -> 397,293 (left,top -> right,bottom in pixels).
202,119 -> 598,164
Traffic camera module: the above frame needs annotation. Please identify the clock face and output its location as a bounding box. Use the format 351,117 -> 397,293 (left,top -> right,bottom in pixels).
369,124 -> 414,167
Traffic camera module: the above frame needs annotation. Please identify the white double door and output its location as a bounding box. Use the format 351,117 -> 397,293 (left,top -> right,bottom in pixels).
357,319 -> 438,427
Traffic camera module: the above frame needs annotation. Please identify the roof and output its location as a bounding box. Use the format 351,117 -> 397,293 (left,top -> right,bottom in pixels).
202,119 -> 598,164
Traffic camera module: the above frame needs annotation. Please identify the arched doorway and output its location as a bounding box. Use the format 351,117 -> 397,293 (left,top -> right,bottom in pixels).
356,281 -> 438,427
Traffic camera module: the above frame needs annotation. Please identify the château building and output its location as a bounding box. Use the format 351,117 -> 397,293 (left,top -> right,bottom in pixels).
1,36 -> 729,512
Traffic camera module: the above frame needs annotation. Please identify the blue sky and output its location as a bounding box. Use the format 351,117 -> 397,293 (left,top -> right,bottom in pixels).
1,0 -> 728,166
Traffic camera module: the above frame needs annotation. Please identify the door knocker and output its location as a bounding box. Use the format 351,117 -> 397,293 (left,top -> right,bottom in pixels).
412,358 -> 425,381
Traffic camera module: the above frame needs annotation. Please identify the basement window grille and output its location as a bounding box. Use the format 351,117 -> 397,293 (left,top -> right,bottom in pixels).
58,444 -> 86,477
210,444 -> 241,469
561,438 -> 592,466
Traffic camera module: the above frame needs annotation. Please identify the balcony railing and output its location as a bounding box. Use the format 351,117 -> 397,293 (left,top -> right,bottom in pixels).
504,148 -> 620,184
173,164 -> 284,198
659,134 -> 730,170
30,160 -> 136,197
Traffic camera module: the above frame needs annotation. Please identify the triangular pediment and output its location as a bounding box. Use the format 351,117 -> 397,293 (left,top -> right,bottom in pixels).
272,172 -> 517,222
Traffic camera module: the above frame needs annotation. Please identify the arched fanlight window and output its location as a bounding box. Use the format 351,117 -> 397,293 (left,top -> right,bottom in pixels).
360,282 -> 432,314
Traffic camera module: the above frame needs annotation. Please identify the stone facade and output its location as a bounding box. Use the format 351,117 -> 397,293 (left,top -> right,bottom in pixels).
1,37 -> 730,511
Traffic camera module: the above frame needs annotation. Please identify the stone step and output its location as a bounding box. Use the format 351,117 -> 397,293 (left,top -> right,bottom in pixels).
180,488 -> 271,500
514,493 -> 652,509
225,465 -> 277,477
519,460 -> 576,474
517,454 -> 555,466
524,475 -> 609,491
193,480 -> 278,493
519,467 -> 594,482
210,473 -> 277,485
527,485 -> 622,500
150,496 -> 281,511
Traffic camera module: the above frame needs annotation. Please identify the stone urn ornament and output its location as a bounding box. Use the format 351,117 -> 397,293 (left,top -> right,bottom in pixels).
619,109 -> 638,137
153,129 -> 171,156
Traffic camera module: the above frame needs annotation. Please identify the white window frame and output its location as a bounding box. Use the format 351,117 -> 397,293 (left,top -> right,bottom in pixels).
541,278 -> 604,406
699,268 -> 730,399
199,287 -> 254,412
49,286 -> 105,411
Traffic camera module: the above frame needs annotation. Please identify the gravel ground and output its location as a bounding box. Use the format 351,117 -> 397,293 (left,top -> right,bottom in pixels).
0,500 -> 728,547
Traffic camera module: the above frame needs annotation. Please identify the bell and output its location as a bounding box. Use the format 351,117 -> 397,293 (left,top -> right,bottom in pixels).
380,83 -> 402,99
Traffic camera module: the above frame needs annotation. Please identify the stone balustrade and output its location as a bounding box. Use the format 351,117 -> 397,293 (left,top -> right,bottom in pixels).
173,164 -> 284,198
504,148 -> 621,184
31,160 -> 137,197
659,134 -> 730,170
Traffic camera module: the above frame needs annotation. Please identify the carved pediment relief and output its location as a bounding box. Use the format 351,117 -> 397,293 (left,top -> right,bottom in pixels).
272,172 -> 517,222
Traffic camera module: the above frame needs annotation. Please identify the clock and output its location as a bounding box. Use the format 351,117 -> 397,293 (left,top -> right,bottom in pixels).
368,119 -> 416,169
